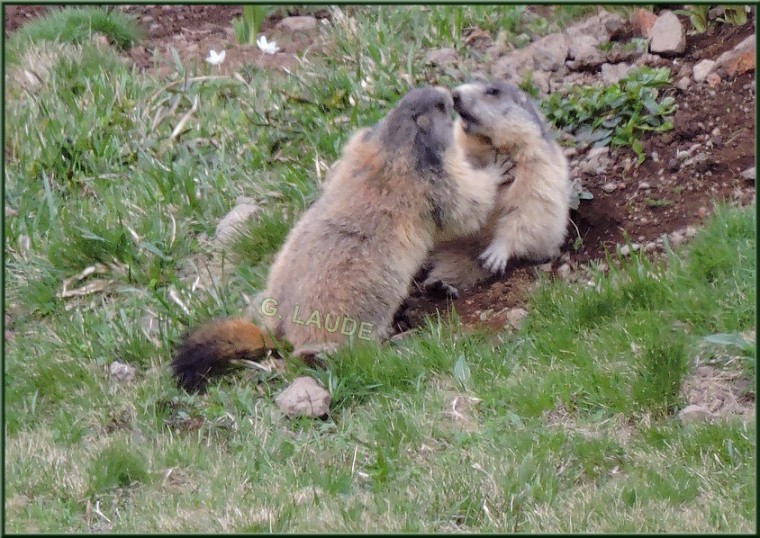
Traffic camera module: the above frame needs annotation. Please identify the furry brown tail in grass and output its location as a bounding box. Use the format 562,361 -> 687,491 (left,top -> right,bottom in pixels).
170,318 -> 276,393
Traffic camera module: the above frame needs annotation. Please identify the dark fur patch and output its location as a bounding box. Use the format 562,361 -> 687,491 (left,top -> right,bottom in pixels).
171,335 -> 237,393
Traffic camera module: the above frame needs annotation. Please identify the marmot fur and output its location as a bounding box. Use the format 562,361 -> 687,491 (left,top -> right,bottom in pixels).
171,86 -> 506,392
422,80 -> 572,296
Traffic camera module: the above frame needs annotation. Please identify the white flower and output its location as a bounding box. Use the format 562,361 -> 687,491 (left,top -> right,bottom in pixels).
205,49 -> 226,65
256,35 -> 280,55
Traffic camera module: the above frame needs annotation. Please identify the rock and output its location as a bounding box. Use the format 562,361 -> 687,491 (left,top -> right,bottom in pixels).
679,404 -> 712,424
425,47 -> 458,66
649,11 -> 686,56
506,307 -> 528,330
693,59 -> 716,82
685,226 -> 698,238
601,182 -> 618,193
566,35 -> 603,68
531,70 -> 551,95
215,197 -> 260,245
600,62 -> 633,85
579,146 -> 613,175
619,244 -> 631,256
714,35 -> 755,78
676,76 -> 691,91
464,28 -> 493,52
740,166 -> 755,180
706,72 -> 721,87
491,47 -> 534,82
670,231 -> 685,246
638,182 -> 651,190
275,376 -> 331,418
5,206 -> 18,217
698,206 -> 708,219
556,263 -> 572,280
644,242 -> 657,253
109,361 -> 136,384
531,33 -> 569,71
630,8 -> 657,38
708,6 -> 725,20
565,10 -> 624,43
276,15 -> 318,33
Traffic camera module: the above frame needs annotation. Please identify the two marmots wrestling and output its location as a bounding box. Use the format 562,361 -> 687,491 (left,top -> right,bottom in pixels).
171,81 -> 571,393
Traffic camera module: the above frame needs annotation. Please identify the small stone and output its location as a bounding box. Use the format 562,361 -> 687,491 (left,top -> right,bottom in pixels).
557,263 -> 572,279
638,181 -> 651,190
425,47 -> 458,66
670,231 -> 685,246
679,404 -> 712,424
275,376 -> 331,418
693,59 -> 716,82
506,308 -> 528,330
215,197 -> 260,246
706,72 -> 721,88
676,76 -> 690,91
600,62 -> 633,85
649,11 -> 686,56
109,361 -> 136,384
619,244 -> 631,256
276,15 -> 318,33
538,262 -> 553,272
531,33 -> 569,72
667,158 -> 680,172
740,166 -> 755,181
714,35 -> 755,78
685,226 -> 698,238
601,182 -> 617,193
711,127 -> 721,137
644,242 -> 657,252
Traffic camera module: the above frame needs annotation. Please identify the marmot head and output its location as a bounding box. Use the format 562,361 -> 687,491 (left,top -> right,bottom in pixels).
452,81 -> 548,150
375,86 -> 455,173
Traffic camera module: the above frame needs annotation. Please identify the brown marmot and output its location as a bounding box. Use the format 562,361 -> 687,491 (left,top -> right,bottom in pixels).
422,80 -> 572,296
171,86 -> 508,392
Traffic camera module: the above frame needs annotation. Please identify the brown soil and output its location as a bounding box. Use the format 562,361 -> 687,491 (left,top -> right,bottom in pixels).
5,5 -> 756,334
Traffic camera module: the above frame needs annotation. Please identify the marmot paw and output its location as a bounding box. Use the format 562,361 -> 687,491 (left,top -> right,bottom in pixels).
424,278 -> 460,299
478,243 -> 510,274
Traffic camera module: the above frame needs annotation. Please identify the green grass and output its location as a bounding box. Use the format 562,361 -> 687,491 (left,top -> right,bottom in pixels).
4,5 -> 755,533
6,6 -> 142,66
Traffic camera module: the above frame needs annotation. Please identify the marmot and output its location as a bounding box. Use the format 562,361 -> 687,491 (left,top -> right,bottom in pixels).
422,80 -> 572,296
171,86 -> 507,392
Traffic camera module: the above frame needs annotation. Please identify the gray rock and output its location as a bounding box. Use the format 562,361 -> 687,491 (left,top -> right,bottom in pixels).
579,146 -> 613,175
531,70 -> 551,95
425,47 -> 458,66
679,404 -> 712,424
740,166 -> 755,180
564,10 -> 624,43
649,11 -> 686,56
506,307 -> 528,330
601,62 -> 634,85
685,226 -> 698,238
567,34 -> 603,68
276,15 -> 318,33
638,181 -> 651,190
109,361 -> 136,383
676,76 -> 691,91
215,197 -> 260,245
275,376 -> 331,418
693,59 -> 716,82
601,182 -> 618,193
531,33 -> 569,71
491,47 -> 534,82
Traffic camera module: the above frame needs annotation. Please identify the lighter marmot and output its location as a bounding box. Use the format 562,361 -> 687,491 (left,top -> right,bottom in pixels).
171,86 -> 507,392
422,80 -> 572,296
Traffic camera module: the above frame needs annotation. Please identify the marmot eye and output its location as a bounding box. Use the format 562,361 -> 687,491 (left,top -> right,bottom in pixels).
485,86 -> 501,97
435,101 -> 447,113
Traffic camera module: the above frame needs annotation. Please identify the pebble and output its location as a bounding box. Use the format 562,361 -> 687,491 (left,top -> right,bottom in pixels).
109,361 -> 136,384
638,181 -> 651,190
685,226 -> 698,238
670,231 -> 685,246
601,182 -> 617,193
740,166 -> 755,181
676,76 -> 690,91
678,404 -> 712,425
275,377 -> 331,418
644,242 -> 657,252
706,72 -> 721,87
697,207 -> 708,219
557,263 -> 572,279
506,308 -> 528,330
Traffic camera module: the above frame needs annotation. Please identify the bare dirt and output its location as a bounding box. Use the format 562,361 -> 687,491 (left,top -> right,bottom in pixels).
5,5 -> 755,334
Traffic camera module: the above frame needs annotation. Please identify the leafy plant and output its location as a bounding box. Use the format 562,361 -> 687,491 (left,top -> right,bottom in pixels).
232,5 -> 271,45
541,66 -> 676,164
677,4 -> 748,34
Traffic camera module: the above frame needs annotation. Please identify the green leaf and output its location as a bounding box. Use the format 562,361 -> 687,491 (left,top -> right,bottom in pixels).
453,354 -> 471,388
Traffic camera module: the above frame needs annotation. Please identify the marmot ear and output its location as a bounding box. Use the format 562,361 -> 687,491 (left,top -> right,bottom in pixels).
415,114 -> 431,132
